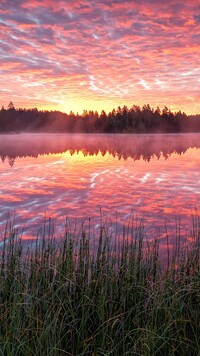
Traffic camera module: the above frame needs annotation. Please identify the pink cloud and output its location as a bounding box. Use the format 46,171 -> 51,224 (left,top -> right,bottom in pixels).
0,0 -> 200,114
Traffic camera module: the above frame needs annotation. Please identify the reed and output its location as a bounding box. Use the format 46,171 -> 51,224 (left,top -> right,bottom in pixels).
0,218 -> 200,355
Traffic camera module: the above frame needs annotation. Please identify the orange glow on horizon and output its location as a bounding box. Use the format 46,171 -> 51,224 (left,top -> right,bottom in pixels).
21,98 -> 199,116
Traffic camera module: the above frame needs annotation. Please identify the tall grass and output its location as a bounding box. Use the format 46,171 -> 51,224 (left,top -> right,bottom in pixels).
0,218 -> 200,355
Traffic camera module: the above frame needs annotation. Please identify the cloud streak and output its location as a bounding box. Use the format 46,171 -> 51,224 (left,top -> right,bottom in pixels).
0,0 -> 199,114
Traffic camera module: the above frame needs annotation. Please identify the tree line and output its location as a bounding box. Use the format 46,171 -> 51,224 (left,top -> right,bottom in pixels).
0,102 -> 200,133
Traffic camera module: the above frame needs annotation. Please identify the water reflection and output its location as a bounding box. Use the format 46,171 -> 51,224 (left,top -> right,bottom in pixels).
1,133 -> 200,166
0,133 -> 200,259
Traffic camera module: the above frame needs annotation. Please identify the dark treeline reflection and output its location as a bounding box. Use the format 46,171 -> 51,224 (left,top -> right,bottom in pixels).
1,104 -> 200,134
0,133 -> 199,166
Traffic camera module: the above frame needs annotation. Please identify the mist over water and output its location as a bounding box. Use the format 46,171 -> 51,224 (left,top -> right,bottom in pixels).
0,133 -> 200,249
1,133 -> 200,164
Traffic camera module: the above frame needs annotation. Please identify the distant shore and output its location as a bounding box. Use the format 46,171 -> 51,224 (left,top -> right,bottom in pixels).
1,105 -> 200,134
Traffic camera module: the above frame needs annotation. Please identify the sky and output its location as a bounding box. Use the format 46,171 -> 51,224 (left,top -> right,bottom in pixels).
0,0 -> 200,115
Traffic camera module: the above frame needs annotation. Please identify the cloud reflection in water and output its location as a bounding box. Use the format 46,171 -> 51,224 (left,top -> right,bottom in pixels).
0,133 -> 199,253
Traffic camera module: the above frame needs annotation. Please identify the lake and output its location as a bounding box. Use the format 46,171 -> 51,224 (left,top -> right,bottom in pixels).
0,133 -> 200,251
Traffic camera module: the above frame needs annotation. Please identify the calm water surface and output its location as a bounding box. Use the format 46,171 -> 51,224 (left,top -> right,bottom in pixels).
0,133 -> 200,246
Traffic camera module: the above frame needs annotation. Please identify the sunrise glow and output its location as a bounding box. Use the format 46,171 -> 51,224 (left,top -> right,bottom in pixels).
0,0 -> 200,114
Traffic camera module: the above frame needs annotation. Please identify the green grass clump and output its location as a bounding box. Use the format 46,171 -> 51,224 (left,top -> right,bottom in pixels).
0,220 -> 200,355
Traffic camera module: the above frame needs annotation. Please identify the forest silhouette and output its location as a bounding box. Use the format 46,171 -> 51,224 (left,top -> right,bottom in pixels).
1,103 -> 200,134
